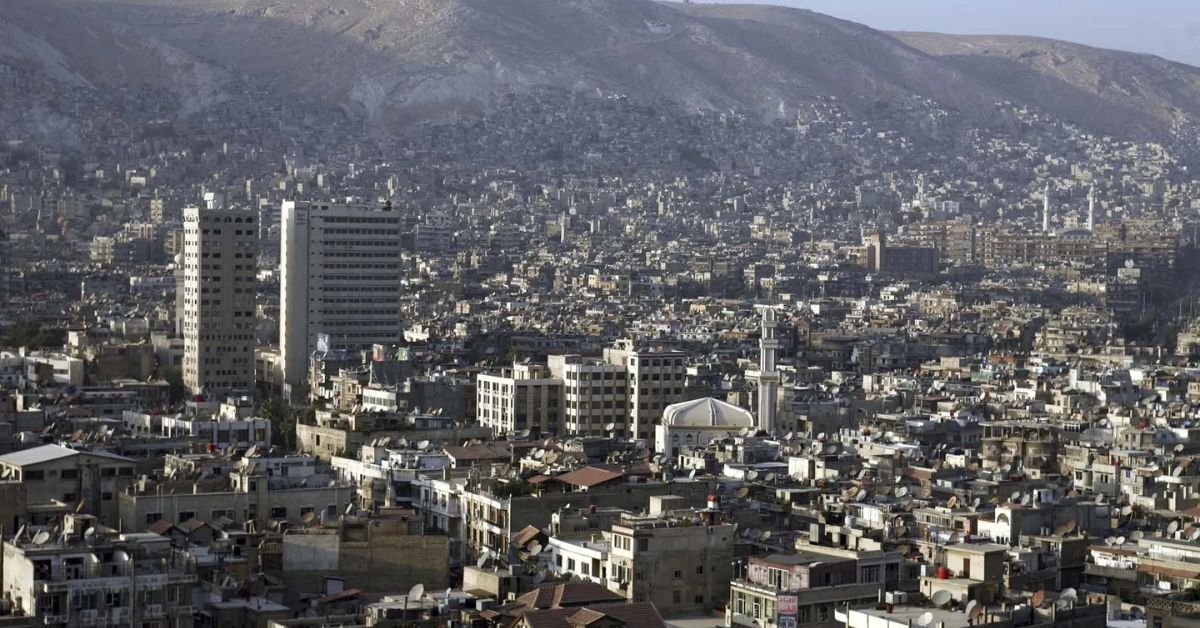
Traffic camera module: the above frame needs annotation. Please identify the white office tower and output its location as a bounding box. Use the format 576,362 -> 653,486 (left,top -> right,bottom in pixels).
280,200 -> 405,388
1042,183 -> 1051,234
755,307 -> 781,436
181,205 -> 256,397
1087,184 -> 1096,232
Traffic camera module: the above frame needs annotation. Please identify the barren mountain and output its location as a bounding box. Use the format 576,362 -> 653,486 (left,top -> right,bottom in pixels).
4,0 -> 1200,139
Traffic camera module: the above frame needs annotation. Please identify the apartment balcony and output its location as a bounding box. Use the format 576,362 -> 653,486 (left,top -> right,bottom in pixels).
1084,564 -> 1137,581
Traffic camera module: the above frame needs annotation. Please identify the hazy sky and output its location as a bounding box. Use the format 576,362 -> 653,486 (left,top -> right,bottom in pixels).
708,1 -> 1200,67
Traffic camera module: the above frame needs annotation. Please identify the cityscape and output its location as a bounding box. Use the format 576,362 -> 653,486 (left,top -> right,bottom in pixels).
3,1 -> 1200,628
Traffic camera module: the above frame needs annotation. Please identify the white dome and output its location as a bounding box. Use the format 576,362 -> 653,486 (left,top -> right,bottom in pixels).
662,397 -> 755,428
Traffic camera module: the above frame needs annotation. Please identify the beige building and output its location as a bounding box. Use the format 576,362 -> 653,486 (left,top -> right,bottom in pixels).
476,362 -> 563,437
181,204 -> 257,396
0,445 -> 136,528
548,354 -> 629,437
603,341 -> 688,441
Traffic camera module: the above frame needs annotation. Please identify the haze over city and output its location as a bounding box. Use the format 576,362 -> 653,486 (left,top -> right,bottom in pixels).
0,1 -> 1197,627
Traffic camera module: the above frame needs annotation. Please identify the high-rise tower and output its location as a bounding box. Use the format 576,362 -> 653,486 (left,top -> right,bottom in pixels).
1042,183 -> 1051,234
280,200 -> 406,388
181,205 -> 256,397
1087,184 -> 1096,232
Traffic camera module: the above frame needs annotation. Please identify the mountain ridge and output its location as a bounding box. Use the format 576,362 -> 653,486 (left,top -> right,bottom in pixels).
2,0 -> 1199,140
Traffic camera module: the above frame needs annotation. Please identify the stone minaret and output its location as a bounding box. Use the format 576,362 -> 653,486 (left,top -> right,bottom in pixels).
757,308 -> 781,436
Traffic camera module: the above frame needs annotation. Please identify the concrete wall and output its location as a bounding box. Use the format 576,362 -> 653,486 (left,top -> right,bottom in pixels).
276,522 -> 450,594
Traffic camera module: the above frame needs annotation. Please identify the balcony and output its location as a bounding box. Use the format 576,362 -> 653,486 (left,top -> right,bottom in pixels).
1084,564 -> 1137,581
143,604 -> 164,618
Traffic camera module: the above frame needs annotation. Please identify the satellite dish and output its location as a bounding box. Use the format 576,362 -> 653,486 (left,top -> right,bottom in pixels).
302,512 -> 315,524
1032,590 -> 1046,607
32,531 -> 50,545
1170,520 -> 1181,534
930,590 -> 952,607
408,583 -> 425,600
1010,490 -> 1022,502
784,432 -> 794,441
1020,494 -> 1032,506
761,530 -> 772,541
688,469 -> 697,479
846,486 -> 860,500
822,443 -> 839,456
476,555 -> 489,568
604,422 -> 617,432
895,486 -> 909,498
1060,588 -> 1078,603
417,440 -> 431,451
1105,536 -> 1116,546
544,452 -> 559,464
84,527 -> 95,539
916,612 -> 934,628
972,497 -> 982,510
966,600 -> 981,621
1055,600 -> 1071,611
13,525 -> 25,541
736,487 -> 750,499
244,445 -> 259,459
1116,536 -> 1127,545
739,427 -> 751,437
1131,530 -> 1144,541
817,432 -> 826,441
528,542 -> 543,556
747,470 -> 760,481
946,495 -> 958,509
1175,444 -> 1186,453
533,449 -> 546,460
533,572 -> 546,584
1096,493 -> 1106,504
1174,465 -> 1185,477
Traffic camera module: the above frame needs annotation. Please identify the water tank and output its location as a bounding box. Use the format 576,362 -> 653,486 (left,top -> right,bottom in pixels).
938,566 -> 951,579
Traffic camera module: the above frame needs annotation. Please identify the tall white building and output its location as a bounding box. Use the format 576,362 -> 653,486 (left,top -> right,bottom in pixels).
280,201 -> 406,387
181,205 -> 256,397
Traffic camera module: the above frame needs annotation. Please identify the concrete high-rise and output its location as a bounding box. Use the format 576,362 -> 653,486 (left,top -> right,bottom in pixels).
181,205 -> 257,397
280,200 -> 406,389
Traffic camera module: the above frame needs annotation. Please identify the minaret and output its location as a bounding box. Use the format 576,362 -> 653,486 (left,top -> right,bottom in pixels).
1087,184 -> 1095,232
757,308 -> 781,436
1042,183 -> 1051,234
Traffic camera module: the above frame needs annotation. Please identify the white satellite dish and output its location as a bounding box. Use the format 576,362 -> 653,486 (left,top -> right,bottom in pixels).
965,600 -> 980,621
32,531 -> 50,545
604,422 -> 617,432
1116,536 -> 1127,545
747,470 -> 759,480
417,440 -> 431,451
408,583 -> 425,600
916,612 -> 934,627
1170,520 -> 1181,534
533,449 -> 546,460
1060,588 -> 1078,603
528,542 -> 543,556
895,486 -> 909,498
1105,536 -> 1116,546
931,590 -> 952,607
688,469 -> 697,479
760,530 -> 772,541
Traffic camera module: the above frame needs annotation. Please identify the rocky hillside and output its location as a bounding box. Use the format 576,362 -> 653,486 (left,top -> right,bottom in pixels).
4,0 -> 1200,139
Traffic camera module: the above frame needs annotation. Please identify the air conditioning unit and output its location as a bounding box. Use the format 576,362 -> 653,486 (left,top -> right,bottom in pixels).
885,592 -> 908,605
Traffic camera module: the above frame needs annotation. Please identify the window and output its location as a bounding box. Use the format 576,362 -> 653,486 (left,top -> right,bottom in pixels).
24,470 -> 43,481
695,595 -> 704,604
146,513 -> 163,525
60,469 -> 78,480
101,492 -> 114,501
178,511 -> 196,523
271,507 -> 288,519
674,570 -> 682,579
637,538 -> 649,552
673,591 -> 681,604
696,565 -> 704,575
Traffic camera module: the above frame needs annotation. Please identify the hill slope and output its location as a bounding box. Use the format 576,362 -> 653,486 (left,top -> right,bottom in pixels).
4,0 -> 1200,139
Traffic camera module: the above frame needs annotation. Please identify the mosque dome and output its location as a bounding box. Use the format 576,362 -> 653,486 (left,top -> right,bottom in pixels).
662,397 -> 755,428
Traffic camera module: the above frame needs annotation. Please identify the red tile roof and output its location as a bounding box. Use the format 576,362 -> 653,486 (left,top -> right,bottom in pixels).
552,466 -> 624,488
522,602 -> 664,628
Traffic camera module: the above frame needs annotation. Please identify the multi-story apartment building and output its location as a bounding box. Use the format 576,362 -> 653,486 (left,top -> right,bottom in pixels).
0,444 -> 137,528
603,341 -> 688,442
548,354 -> 629,437
280,201 -> 406,389
181,205 -> 256,397
476,362 -> 563,437
1,514 -> 197,627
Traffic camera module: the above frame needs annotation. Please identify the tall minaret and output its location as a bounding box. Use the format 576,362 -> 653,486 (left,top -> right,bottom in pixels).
1042,183 -> 1051,234
1087,184 -> 1096,232
757,308 -> 781,436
